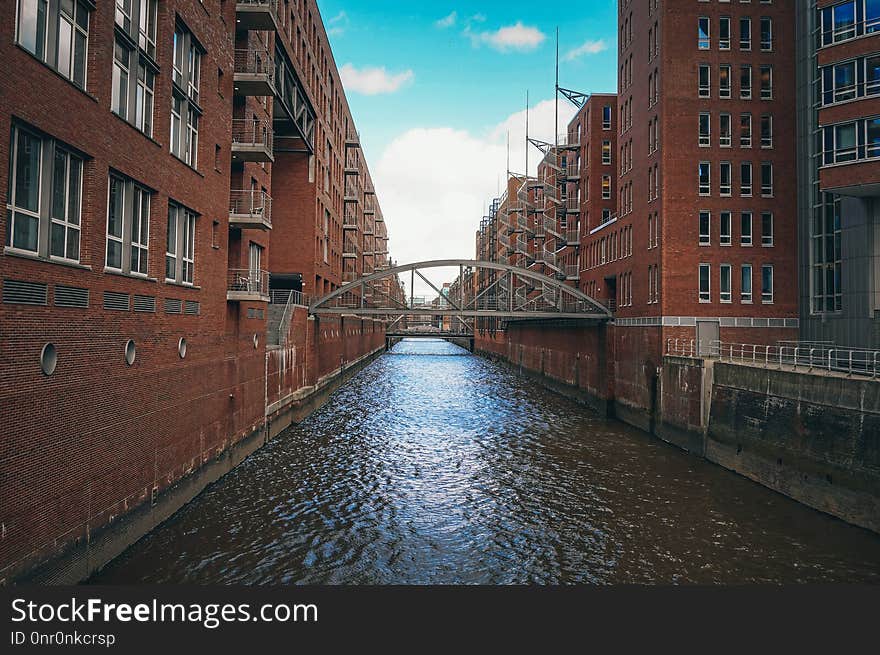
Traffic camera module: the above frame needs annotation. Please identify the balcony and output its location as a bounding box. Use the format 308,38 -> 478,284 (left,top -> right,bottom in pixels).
232,119 -> 274,162
227,268 -> 269,302
344,181 -> 359,202
343,270 -> 359,283
543,247 -> 560,271
544,217 -> 561,238
346,128 -> 360,147
565,264 -> 580,281
565,229 -> 580,246
236,0 -> 279,31
234,47 -> 274,96
229,190 -> 272,230
563,197 -> 580,213
343,212 -> 360,231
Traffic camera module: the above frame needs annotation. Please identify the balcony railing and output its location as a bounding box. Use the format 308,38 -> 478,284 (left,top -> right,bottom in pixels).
565,264 -> 580,280
233,47 -> 275,96
229,190 -> 272,230
346,128 -> 360,146
562,196 -> 580,212
544,217 -> 561,237
543,247 -> 559,270
236,0 -> 279,31
343,212 -> 359,230
565,229 -> 580,246
231,118 -> 274,162
227,268 -> 269,302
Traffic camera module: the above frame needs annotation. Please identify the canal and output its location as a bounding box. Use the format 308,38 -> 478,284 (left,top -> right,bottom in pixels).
91,339 -> 880,584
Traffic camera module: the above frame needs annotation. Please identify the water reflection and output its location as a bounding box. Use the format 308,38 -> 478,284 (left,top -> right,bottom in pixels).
91,339 -> 880,584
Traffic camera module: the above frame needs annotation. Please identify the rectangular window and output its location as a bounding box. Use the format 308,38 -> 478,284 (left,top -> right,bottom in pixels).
720,264 -> 732,303
699,263 -> 711,303
699,17 -> 710,49
761,162 -> 773,196
699,210 -> 711,245
167,202 -> 197,285
17,0 -> 90,88
720,211 -> 732,245
760,65 -> 773,99
760,16 -> 773,50
7,125 -> 85,262
761,264 -> 774,303
170,23 -> 202,168
720,113 -> 732,147
741,211 -> 753,246
112,1 -> 158,137
741,113 -> 752,147
699,64 -> 711,98
106,172 -> 151,275
740,65 -> 752,99
602,140 -> 612,165
602,175 -> 611,199
760,114 -> 773,148
720,162 -> 732,196
719,16 -> 731,50
761,211 -> 774,246
699,112 -> 711,147
719,64 -> 731,99
741,162 -> 753,196
699,162 -> 711,195
603,106 -> 612,129
812,194 -> 843,313
741,264 -> 753,303
740,17 -> 751,50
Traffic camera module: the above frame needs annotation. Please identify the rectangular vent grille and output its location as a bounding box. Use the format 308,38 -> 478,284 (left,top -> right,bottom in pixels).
133,295 -> 156,313
184,300 -> 200,315
2,279 -> 48,305
164,298 -> 182,314
103,291 -> 130,311
54,285 -> 89,308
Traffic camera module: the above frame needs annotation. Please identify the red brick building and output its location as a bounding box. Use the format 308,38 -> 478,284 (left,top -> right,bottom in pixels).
0,0 -> 396,582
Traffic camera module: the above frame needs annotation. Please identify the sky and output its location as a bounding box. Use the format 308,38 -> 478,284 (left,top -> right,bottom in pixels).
316,0 -> 619,298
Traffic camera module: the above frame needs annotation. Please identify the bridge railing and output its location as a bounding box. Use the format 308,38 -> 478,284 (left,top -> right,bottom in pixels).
665,338 -> 880,378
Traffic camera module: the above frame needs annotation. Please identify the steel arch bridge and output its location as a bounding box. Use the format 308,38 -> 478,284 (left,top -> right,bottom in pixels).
309,261 -> 611,340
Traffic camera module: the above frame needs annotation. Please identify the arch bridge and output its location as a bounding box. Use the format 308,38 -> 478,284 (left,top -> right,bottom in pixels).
309,260 -> 612,350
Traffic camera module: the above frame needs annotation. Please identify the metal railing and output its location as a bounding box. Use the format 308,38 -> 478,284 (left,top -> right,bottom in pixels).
565,264 -> 580,279
227,269 -> 269,296
237,0 -> 278,8
234,47 -> 274,80
232,118 -> 273,151
665,339 -> 880,378
565,229 -> 580,245
543,247 -> 558,269
229,190 -> 272,225
270,289 -> 308,307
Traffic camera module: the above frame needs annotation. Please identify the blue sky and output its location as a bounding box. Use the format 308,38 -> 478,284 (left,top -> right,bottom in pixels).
315,0 -> 619,296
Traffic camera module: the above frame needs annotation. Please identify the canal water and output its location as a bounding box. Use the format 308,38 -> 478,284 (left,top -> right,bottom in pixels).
91,339 -> 880,584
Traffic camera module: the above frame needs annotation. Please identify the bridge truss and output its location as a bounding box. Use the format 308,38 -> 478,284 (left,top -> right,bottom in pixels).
309,260 -> 611,338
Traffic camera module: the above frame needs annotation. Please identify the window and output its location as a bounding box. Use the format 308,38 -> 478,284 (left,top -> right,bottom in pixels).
761,264 -> 774,303
719,64 -> 731,98
741,113 -> 752,147
741,264 -> 753,303
822,118 -> 880,164
720,162 -> 732,196
16,0 -> 90,88
170,23 -> 202,168
699,211 -> 711,245
699,17 -> 710,49
699,162 -> 711,195
106,173 -> 151,275
760,17 -> 773,50
761,115 -> 773,148
603,105 -> 612,130
812,194 -> 843,312
6,124 -> 83,262
249,242 -> 263,291
741,211 -> 753,245
720,264 -> 732,303
699,263 -> 711,303
112,1 -> 157,136
699,113 -> 711,147
741,162 -> 753,196
166,202 -> 197,285
699,64 -> 711,98
761,162 -> 773,196
761,211 -> 774,246
719,16 -> 731,50
602,175 -> 611,199
760,65 -> 773,99
720,211 -> 732,245
740,17 -> 751,50
740,65 -> 752,99
819,1 -> 880,47
602,140 -> 612,164
720,113 -> 732,147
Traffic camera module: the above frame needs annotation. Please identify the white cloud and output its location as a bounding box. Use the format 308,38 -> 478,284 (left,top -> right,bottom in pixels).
563,39 -> 608,61
327,11 -> 349,37
435,11 -> 457,29
339,64 -> 414,95
467,21 -> 546,53
373,99 -> 576,298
